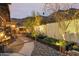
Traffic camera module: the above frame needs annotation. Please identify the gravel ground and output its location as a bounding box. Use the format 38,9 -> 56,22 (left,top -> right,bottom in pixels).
66,50 -> 79,56
31,41 -> 64,56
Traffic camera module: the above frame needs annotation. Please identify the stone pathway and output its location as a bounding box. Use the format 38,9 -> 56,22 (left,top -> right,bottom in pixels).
9,41 -> 34,56
31,41 -> 64,56
0,34 -> 65,56
1,34 -> 34,56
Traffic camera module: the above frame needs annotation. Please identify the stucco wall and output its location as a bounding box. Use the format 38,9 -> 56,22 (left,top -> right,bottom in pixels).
38,19 -> 79,43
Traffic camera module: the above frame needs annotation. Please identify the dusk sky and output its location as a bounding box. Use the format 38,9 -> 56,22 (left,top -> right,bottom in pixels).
9,3 -> 79,19
9,3 -> 44,18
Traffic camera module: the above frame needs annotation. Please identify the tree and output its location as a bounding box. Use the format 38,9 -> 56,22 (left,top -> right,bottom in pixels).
54,11 -> 72,40
32,12 -> 42,37
43,3 -> 74,14
23,11 -> 42,37
43,3 -> 74,40
34,12 -> 42,26
44,3 -> 79,42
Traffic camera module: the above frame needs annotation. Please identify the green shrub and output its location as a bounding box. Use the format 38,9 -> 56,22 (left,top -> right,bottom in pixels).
36,34 -> 58,45
55,40 -> 67,47
72,44 -> 79,51
31,33 -> 79,51
37,34 -> 47,39
30,33 -> 79,49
